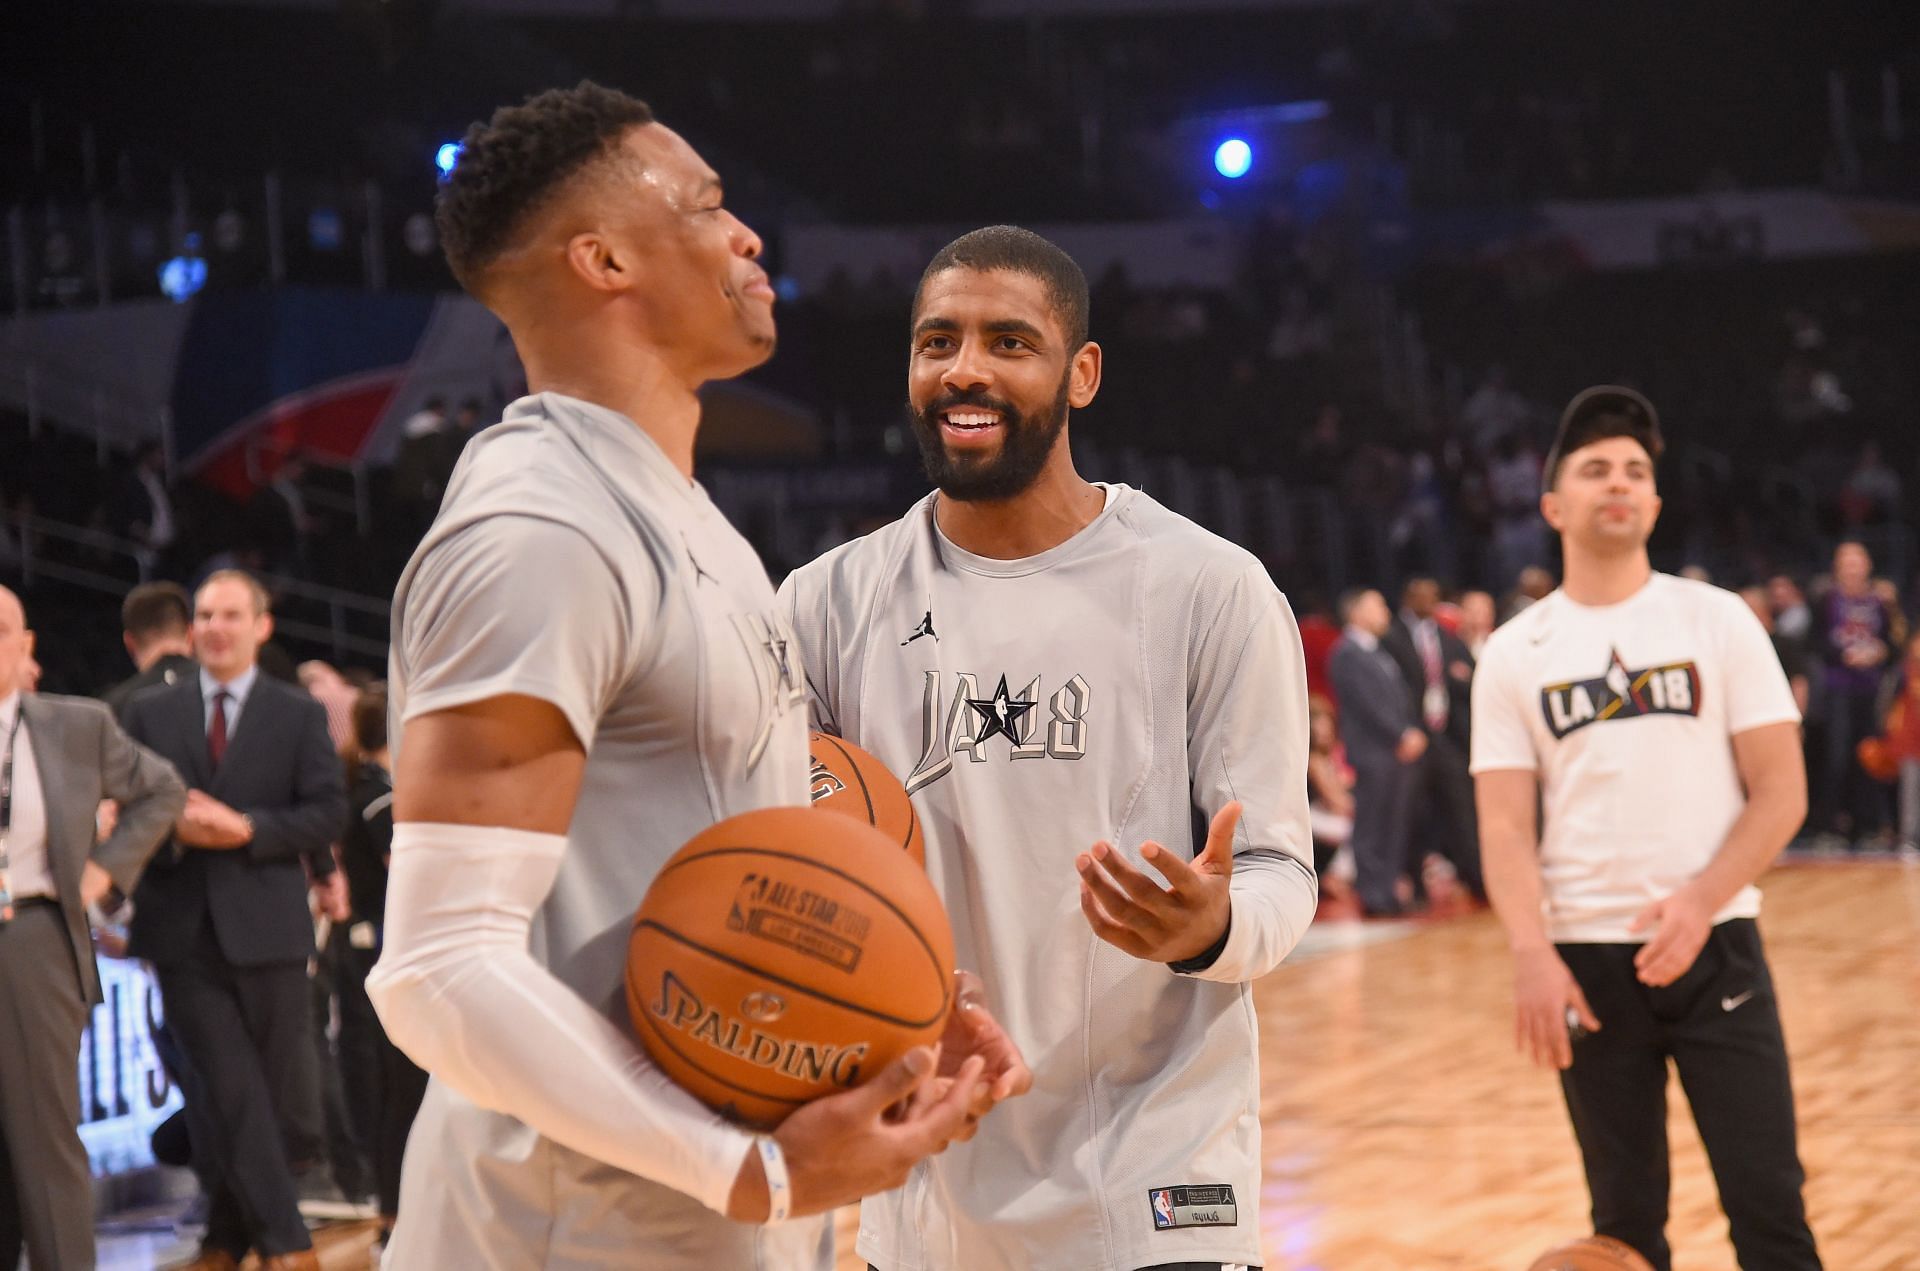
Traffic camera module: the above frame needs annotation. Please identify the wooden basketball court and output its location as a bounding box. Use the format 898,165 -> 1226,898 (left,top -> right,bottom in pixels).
831,858 -> 1919,1270
102,860 -> 1913,1270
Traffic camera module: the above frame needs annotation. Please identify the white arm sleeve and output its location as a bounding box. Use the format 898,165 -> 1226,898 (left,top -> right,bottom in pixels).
365,822 -> 756,1215
1179,565 -> 1319,984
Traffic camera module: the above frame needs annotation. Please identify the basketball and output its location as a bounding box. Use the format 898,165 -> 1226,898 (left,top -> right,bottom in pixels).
1526,1236 -> 1656,1271
809,730 -> 925,865
625,807 -> 955,1128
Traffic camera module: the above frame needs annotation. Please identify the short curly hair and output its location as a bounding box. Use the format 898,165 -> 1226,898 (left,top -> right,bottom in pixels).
914,225 -> 1090,350
436,81 -> 656,293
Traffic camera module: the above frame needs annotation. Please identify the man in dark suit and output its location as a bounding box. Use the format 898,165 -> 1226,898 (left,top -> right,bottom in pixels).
1329,588 -> 1428,917
102,581 -> 199,720
123,570 -> 346,1271
1381,577 -> 1486,899
0,585 -> 185,1268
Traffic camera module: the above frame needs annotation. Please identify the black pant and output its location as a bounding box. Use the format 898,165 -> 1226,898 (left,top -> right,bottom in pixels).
1349,754 -> 1415,913
1411,732 -> 1484,897
311,930 -> 370,1198
1821,686 -> 1889,838
1557,920 -> 1821,1271
334,929 -> 428,1219
154,918 -> 318,1258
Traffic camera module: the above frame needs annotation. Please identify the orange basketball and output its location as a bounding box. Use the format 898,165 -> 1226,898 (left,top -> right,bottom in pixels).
1526,1236 -> 1655,1271
809,731 -> 924,866
626,807 -> 954,1129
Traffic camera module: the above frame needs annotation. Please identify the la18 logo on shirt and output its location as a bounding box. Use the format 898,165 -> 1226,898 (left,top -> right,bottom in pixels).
1540,647 -> 1702,739
905,671 -> 1092,793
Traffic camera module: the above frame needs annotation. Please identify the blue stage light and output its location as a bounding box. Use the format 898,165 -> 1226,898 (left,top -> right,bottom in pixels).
1213,138 -> 1253,179
435,143 -> 464,178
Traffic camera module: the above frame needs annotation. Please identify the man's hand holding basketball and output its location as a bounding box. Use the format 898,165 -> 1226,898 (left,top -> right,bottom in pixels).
927,969 -> 1031,1139
727,1045 -> 984,1222
1077,801 -> 1241,964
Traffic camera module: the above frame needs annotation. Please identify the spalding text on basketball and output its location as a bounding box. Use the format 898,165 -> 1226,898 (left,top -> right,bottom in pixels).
650,970 -> 869,1088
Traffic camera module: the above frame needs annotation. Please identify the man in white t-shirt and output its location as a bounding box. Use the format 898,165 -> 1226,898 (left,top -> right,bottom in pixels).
782,226 -> 1317,1271
1471,386 -> 1822,1270
364,83 -> 992,1270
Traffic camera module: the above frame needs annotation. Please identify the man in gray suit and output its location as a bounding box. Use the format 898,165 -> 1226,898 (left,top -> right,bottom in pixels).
0,585 -> 186,1268
1328,588 -> 1428,917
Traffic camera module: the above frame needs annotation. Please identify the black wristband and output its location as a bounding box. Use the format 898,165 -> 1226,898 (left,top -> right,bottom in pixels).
1167,910 -> 1233,975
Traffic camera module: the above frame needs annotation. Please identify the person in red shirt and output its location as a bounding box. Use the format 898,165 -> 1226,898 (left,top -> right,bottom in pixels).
1886,633 -> 1920,853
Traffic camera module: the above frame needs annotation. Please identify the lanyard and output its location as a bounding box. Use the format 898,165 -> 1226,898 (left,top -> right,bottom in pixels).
0,707 -> 23,839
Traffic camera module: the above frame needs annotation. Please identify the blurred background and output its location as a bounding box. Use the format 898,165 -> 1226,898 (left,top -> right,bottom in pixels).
3,1 -> 1917,1266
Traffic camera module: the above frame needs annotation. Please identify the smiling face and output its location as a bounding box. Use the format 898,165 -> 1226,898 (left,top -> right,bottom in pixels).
590,124 -> 776,381
1541,434 -> 1662,555
907,267 -> 1099,503
193,577 -> 272,682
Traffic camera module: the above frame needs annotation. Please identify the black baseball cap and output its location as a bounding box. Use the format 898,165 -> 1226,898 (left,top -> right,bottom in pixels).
1542,384 -> 1665,493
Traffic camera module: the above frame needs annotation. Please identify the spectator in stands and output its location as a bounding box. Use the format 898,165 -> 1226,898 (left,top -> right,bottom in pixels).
1461,365 -> 1536,454
1506,564 -> 1556,620
247,452 -> 317,575
107,440 -> 178,574
1295,403 -> 1351,489
1742,585 -> 1812,717
1839,441 -> 1902,527
1769,573 -> 1813,642
1306,694 -> 1354,897
1488,431 -> 1550,590
102,581 -> 197,718
390,397 -> 450,519
1329,588 -> 1427,917
296,661 -> 358,753
121,569 -> 348,1271
1888,633 -> 1920,855
334,686 -> 426,1252
1457,589 -> 1497,659
1817,541 -> 1898,847
1383,577 -> 1485,901
0,585 -> 185,1271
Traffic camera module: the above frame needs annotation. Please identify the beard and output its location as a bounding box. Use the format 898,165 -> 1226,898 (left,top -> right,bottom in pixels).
909,372 -> 1071,503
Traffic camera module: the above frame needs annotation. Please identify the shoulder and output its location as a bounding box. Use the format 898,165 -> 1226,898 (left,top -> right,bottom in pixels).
1480,597 -> 1560,666
1657,574 -> 1754,627
255,676 -> 326,716
1114,488 -> 1267,584
27,692 -> 115,732
123,675 -> 196,721
781,498 -> 930,603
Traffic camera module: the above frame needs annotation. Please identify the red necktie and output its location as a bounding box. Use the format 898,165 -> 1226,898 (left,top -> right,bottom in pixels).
209,690 -> 230,768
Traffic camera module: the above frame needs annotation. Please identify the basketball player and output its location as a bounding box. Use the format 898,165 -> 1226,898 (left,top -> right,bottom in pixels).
1472,386 -> 1822,1270
780,226 -> 1318,1270
364,83 -> 991,1270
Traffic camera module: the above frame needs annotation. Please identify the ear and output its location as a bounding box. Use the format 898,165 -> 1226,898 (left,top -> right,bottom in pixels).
258,613 -> 275,646
124,632 -> 139,659
1067,341 -> 1102,409
563,231 -> 634,295
1539,490 -> 1564,533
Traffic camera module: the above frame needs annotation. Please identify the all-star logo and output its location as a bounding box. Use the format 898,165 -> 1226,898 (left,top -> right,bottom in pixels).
966,674 -> 1037,746
1540,648 -> 1703,739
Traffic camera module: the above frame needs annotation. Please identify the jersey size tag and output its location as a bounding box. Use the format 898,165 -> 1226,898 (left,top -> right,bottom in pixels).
1148,1184 -> 1238,1230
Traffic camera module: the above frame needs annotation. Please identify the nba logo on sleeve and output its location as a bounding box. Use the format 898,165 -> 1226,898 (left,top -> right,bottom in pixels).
1540,647 -> 1702,739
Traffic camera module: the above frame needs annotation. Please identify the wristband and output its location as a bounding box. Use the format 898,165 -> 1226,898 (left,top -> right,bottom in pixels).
756,1135 -> 791,1223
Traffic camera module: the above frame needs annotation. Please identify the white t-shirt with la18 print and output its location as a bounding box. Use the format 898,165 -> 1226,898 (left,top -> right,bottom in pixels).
1469,572 -> 1801,943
